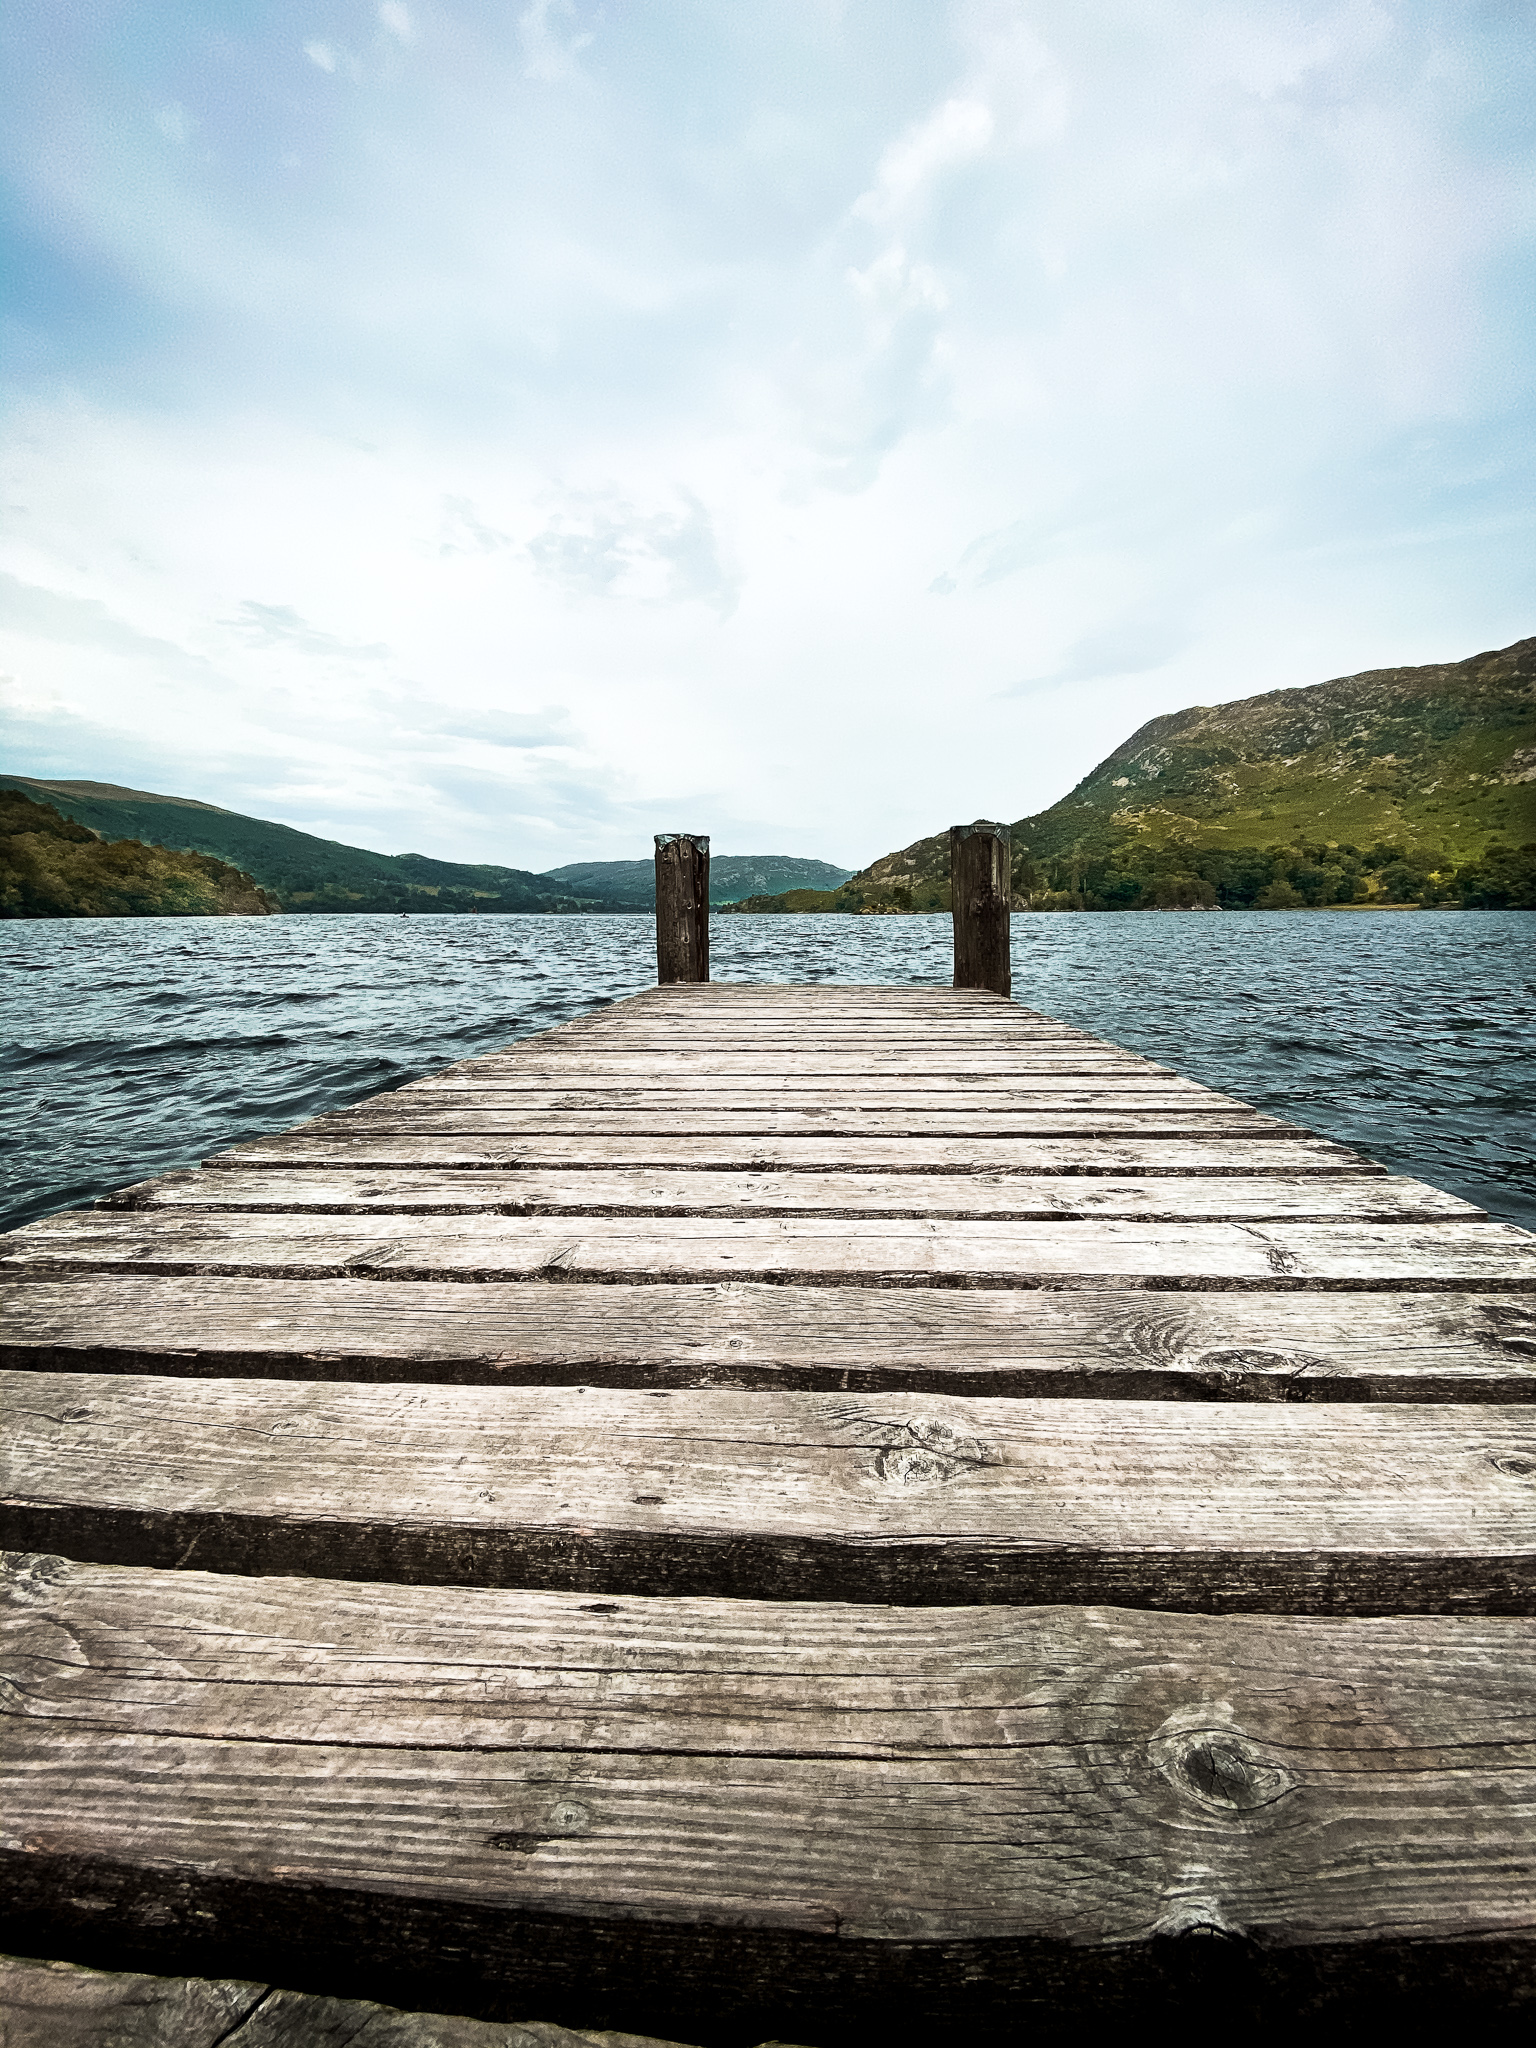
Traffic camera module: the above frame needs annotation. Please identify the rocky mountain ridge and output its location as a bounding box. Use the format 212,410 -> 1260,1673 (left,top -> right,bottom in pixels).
732,635 -> 1536,914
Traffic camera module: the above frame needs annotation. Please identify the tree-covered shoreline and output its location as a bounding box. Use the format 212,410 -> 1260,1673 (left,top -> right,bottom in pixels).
723,835 -> 1536,915
1,791 -> 277,918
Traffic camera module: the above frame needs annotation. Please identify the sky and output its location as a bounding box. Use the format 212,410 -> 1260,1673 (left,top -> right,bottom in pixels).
1,2 -> 1533,872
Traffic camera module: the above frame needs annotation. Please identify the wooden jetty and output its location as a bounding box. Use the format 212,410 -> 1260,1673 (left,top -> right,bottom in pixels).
4,893 -> 1536,2036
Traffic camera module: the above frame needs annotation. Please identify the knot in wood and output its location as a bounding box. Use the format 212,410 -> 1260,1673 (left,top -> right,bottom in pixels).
875,1447 -> 958,1485
873,1417 -> 996,1486
1150,1727 -> 1295,1816
1194,1348 -> 1330,1399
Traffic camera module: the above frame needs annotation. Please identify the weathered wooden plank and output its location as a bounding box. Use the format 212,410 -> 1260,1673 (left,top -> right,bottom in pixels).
8,1547 -> 1536,1754
0,1950 -> 690,2048
6,1376 -> 1536,1609
450,1035 -> 1158,1059
0,1951 -> 268,2048
8,1279 -> 1532,1400
409,1064 -> 1179,1097
102,1167 -> 1479,1223
462,1032 -> 1144,1051
6,1209 -> 1530,1289
13,1622 -> 1531,2033
15,1559 -> 1536,2025
205,1133 -> 1379,1175
497,1028 -> 1101,1045
405,1075 -> 1215,1099
616,983 -> 1010,998
274,1108 -> 1297,1139
345,1091 -> 1256,1120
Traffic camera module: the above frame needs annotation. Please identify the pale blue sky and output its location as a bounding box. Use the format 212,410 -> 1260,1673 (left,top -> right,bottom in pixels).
2,2 -> 1532,867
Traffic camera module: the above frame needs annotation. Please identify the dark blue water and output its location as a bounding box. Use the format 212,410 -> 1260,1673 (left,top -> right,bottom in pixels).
3,911 -> 1532,1231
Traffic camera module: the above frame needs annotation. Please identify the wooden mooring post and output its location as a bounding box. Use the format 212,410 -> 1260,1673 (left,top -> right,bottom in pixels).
654,832 -> 710,983
951,819 -> 1011,997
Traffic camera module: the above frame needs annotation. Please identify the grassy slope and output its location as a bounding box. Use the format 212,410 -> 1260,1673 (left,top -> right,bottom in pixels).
731,635 -> 1535,912
1014,631 -> 1536,863
1,790 -> 277,917
0,779 -> 617,913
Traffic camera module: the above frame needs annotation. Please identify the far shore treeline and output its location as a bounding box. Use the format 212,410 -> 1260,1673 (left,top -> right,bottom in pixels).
722,835 -> 1536,915
4,633 -> 1532,918
0,781 -> 850,920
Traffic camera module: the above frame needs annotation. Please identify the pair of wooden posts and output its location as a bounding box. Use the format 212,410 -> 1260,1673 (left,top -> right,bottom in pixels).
653,821 -> 1012,996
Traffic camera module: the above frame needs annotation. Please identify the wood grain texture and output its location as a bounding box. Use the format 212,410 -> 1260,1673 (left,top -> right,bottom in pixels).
654,836 -> 709,987
950,822 -> 1011,997
204,1133 -> 1379,1175
4,1556 -> 1536,2031
439,1052 -> 1166,1074
6,1279 -> 1534,1400
251,1109 -> 1300,1141
346,1083 -> 1251,1106
405,1072 -> 1204,1095
102,1167 -> 1478,1222
490,1029 -> 1098,1046
6,1376 -> 1536,1610
0,1953 -> 692,2048
12,981 -> 1533,2029
6,1209 -> 1530,1289
0,1952 -> 267,2048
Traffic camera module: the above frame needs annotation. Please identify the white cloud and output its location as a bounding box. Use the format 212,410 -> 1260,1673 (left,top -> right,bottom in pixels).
1001,619 -> 1192,695
0,572 -> 214,679
439,497 -> 511,556
2,3 -> 1531,868
378,4 -> 414,45
518,0 -> 592,84
223,602 -> 390,661
526,490 -> 738,616
154,103 -> 191,145
854,98 -> 994,223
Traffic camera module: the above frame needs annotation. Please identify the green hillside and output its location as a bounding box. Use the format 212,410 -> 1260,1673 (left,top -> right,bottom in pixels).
729,635 -> 1536,914
543,855 -> 854,907
0,778 -> 620,915
1,789 -> 277,918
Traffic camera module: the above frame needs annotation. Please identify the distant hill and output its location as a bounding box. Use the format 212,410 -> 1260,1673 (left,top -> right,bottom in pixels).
1,788 -> 277,918
729,635 -> 1536,914
0,778 -> 622,915
0,776 -> 857,918
542,855 -> 855,907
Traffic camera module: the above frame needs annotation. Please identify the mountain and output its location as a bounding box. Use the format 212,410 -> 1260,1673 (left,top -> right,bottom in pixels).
542,855 -> 855,907
729,635 -> 1536,914
0,778 -> 621,915
1,788 -> 277,917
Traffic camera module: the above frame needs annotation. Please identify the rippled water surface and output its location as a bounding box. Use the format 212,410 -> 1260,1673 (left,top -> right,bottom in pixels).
3,910 -> 1532,1231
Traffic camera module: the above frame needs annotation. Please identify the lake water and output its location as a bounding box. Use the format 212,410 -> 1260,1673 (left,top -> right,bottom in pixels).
3,910 -> 1532,1233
